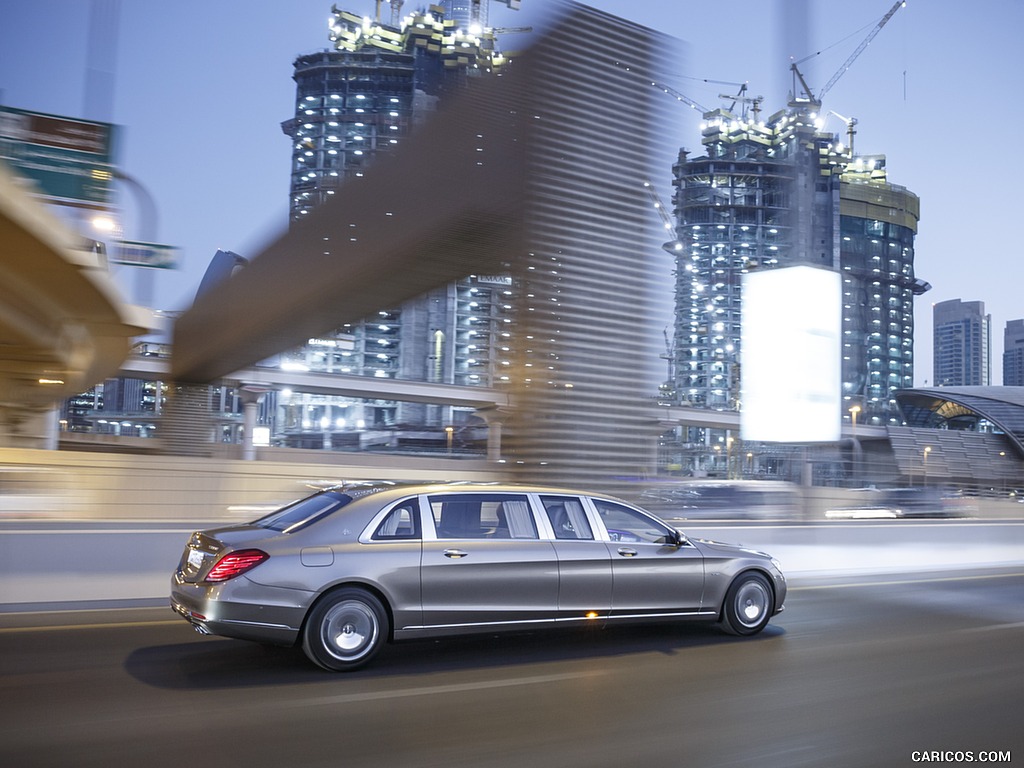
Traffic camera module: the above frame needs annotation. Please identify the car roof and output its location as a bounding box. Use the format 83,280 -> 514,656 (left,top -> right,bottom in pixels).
321,481 -> 628,505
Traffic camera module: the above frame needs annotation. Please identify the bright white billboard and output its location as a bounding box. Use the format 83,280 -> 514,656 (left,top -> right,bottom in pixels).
741,266 -> 842,442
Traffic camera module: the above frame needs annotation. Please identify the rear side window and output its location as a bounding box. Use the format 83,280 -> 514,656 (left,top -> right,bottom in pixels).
430,493 -> 538,540
253,491 -> 352,533
540,495 -> 594,540
372,500 -> 421,540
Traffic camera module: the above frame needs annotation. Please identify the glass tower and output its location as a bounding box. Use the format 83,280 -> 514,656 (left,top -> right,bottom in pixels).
273,4 -> 516,448
839,155 -> 925,425
670,104 -> 925,428
671,105 -> 844,412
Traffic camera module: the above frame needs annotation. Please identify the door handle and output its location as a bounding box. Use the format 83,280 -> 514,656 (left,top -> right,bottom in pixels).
443,549 -> 468,559
617,547 -> 638,558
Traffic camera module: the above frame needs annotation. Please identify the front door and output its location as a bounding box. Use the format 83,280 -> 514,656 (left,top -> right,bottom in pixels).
589,498 -> 706,615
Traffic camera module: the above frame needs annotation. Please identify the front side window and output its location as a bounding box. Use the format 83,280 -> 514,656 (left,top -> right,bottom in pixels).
430,493 -> 537,540
592,499 -> 674,544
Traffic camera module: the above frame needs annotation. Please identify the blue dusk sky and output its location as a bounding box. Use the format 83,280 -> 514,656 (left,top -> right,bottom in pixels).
1,0 -> 1021,383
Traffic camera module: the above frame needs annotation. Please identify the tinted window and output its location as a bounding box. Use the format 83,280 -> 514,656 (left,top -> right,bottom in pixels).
540,495 -> 594,540
430,493 -> 538,540
253,491 -> 352,533
372,500 -> 420,540
592,499 -> 673,544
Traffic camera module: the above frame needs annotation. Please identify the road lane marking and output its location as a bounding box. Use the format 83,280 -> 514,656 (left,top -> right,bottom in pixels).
0,529 -> 194,535
955,620 -> 1024,634
0,620 -> 180,634
789,571 -> 1024,591
282,671 -> 607,708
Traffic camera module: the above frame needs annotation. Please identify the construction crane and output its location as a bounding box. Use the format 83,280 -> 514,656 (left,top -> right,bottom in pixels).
388,0 -> 403,26
643,180 -> 682,255
717,83 -> 764,121
828,110 -> 858,153
819,0 -> 905,102
650,80 -> 711,116
790,0 -> 906,107
469,0 -> 522,28
616,63 -> 746,118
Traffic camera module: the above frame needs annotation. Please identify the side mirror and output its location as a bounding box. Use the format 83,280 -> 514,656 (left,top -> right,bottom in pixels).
663,529 -> 688,547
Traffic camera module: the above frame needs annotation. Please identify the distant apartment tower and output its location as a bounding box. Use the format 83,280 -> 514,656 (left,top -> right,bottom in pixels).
1003,319 -> 1024,386
933,299 -> 991,386
670,102 -> 925,425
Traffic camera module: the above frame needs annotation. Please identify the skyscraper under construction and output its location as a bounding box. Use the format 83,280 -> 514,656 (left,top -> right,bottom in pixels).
275,1 -> 521,446
669,92 -> 926,429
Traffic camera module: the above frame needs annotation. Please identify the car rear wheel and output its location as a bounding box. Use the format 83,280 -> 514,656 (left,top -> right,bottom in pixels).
720,572 -> 773,636
303,588 -> 388,671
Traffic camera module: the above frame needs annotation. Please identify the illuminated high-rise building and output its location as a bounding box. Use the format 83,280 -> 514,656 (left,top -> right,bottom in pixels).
275,3 -> 517,444
669,100 -> 926,427
838,155 -> 926,425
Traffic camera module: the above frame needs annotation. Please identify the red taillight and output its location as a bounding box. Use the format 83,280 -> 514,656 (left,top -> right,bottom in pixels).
205,549 -> 269,583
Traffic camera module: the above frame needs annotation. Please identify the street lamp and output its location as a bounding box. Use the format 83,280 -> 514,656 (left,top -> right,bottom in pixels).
445,426 -> 454,454
923,446 -> 931,486
849,405 -> 862,486
849,405 -> 861,435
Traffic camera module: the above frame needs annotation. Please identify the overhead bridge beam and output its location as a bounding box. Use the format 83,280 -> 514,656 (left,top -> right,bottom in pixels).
171,66 -> 528,384
170,3 -> 680,489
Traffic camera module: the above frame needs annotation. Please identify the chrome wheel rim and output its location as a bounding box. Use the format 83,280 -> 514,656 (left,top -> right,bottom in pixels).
734,580 -> 770,628
321,600 -> 379,660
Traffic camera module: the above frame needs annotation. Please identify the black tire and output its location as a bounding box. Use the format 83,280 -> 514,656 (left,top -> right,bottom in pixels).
302,588 -> 389,671
720,571 -> 774,636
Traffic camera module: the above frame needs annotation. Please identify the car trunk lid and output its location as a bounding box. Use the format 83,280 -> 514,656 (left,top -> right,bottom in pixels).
175,525 -> 270,583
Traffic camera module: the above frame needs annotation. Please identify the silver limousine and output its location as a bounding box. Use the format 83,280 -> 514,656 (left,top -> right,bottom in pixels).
171,482 -> 786,671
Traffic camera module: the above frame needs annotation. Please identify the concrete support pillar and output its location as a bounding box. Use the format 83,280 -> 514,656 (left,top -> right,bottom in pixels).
476,406 -> 511,464
238,385 -> 269,461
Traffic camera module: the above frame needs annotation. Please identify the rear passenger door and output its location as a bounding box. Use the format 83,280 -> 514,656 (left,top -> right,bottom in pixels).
420,492 -> 559,629
537,494 -> 613,620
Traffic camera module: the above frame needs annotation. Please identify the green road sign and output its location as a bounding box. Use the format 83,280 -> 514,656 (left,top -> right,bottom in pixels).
0,106 -> 117,207
114,240 -> 179,270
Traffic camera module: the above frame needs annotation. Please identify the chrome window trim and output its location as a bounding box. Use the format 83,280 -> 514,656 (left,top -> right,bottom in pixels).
419,493 -> 438,541
582,496 -> 681,544
219,618 -> 300,632
358,495 -> 423,544
399,608 -> 717,633
529,492 -> 600,542
421,490 -> 542,542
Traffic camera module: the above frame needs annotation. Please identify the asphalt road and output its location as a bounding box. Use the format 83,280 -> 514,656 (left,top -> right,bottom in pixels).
2,569 -> 1022,768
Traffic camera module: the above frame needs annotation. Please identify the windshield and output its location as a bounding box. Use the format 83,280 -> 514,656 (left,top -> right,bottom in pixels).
253,490 -> 354,533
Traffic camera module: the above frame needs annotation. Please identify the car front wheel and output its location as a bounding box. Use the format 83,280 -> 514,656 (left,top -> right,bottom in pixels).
720,572 -> 774,636
303,588 -> 388,671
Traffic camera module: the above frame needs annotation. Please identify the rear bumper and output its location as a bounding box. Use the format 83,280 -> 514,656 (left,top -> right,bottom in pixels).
170,572 -> 311,646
